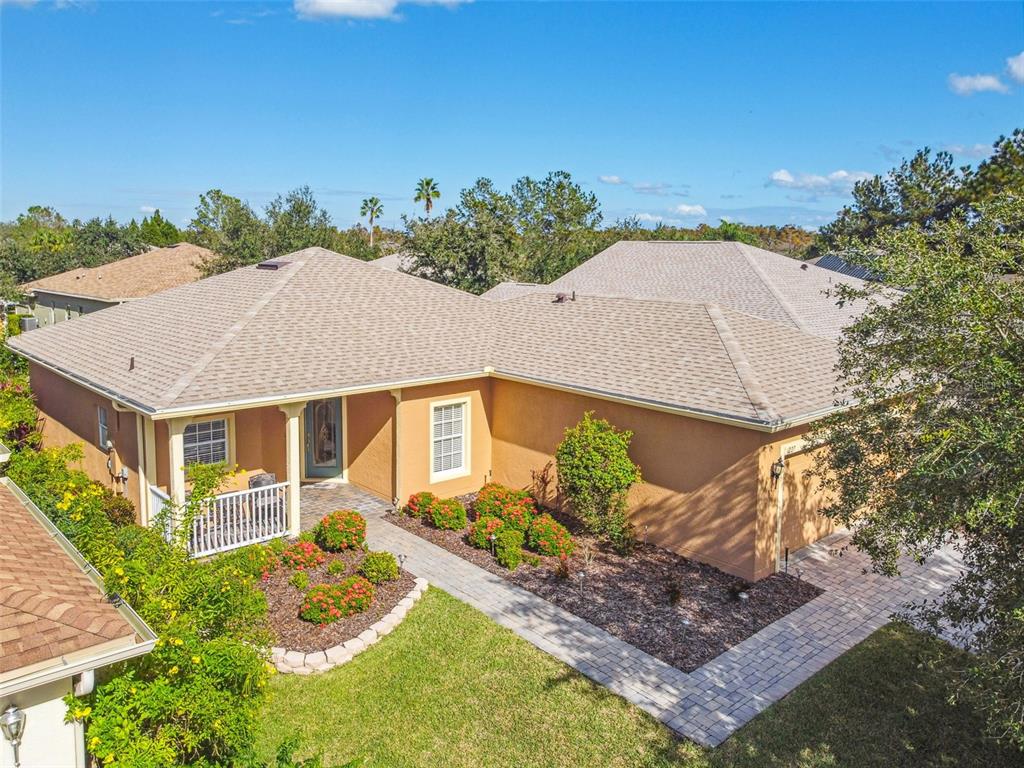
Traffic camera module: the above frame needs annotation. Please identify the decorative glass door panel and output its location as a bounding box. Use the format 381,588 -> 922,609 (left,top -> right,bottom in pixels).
304,398 -> 342,478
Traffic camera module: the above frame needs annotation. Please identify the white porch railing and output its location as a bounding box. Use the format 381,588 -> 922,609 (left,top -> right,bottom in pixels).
150,482 -> 289,558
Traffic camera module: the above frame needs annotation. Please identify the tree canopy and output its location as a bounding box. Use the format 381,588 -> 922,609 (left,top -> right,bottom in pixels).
812,196 -> 1024,747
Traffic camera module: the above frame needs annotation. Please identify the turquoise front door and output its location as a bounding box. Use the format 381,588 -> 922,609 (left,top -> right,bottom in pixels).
304,398 -> 342,478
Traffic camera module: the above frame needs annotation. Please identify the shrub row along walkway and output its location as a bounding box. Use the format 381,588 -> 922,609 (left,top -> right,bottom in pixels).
299,484 -> 962,747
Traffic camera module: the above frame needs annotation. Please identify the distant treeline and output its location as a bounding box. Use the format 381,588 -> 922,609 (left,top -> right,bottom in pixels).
2,129 -> 1019,298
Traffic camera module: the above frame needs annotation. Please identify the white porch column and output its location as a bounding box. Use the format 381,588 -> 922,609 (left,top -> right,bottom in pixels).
279,402 -> 306,536
389,389 -> 402,507
168,417 -> 189,507
142,416 -> 159,525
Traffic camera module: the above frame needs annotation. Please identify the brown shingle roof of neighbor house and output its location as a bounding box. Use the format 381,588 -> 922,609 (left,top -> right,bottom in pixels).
481,240 -> 870,340
9,243 -> 854,429
0,478 -> 154,688
22,242 -> 213,302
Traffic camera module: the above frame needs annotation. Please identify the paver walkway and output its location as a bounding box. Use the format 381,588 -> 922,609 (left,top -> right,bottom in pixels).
299,484 -> 962,747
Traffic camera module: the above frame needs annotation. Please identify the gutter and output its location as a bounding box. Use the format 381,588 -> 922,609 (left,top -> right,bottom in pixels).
0,477 -> 158,698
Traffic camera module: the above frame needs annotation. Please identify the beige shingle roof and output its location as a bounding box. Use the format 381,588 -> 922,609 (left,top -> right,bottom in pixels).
10,243 -> 851,427
483,240 -> 867,340
23,242 -> 212,301
0,481 -> 138,677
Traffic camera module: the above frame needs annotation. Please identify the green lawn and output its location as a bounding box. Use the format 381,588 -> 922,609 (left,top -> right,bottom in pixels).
257,589 -> 1019,768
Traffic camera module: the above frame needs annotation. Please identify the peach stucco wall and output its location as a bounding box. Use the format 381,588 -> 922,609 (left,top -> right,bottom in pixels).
489,378 -> 770,579
394,378 -> 493,503
29,363 -> 142,514
345,391 -> 395,500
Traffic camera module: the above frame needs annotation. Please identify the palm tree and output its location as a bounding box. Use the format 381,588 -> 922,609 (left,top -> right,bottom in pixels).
414,178 -> 441,216
360,196 -> 383,246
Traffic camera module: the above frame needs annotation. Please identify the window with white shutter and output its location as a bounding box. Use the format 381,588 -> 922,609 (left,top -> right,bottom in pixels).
430,400 -> 469,481
183,419 -> 228,466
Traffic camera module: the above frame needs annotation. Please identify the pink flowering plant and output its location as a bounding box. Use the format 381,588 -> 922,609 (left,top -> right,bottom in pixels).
527,513 -> 575,558
429,497 -> 467,530
402,491 -> 437,518
473,482 -> 536,531
468,515 -> 505,549
281,540 -> 326,570
300,576 -> 375,625
315,509 -> 366,551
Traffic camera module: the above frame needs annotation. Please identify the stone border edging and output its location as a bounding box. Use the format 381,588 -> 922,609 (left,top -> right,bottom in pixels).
271,576 -> 428,675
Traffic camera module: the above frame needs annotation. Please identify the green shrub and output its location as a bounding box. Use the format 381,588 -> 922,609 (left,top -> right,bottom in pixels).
327,559 -> 346,576
429,497 -> 467,530
297,529 -> 317,544
289,570 -> 309,590
300,577 -> 374,625
402,491 -> 437,518
99,487 -> 136,527
495,528 -> 525,570
315,509 -> 366,551
0,377 -> 39,449
4,449 -> 271,767
527,513 -> 575,558
359,551 -> 399,584
468,515 -> 504,549
473,482 -> 536,531
221,542 -> 281,581
281,540 -> 326,570
266,537 -> 288,555
556,412 -> 641,555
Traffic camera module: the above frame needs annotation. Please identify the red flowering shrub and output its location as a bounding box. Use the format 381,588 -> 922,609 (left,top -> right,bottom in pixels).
402,491 -> 437,518
468,515 -> 505,549
429,497 -> 467,530
527,513 -> 575,558
315,509 -> 366,551
473,483 -> 536,531
281,540 -> 326,571
299,576 -> 374,625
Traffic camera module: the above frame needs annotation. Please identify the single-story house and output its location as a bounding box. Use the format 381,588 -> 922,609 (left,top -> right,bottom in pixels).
0,446 -> 156,768
8,241 -> 867,581
20,242 -> 213,327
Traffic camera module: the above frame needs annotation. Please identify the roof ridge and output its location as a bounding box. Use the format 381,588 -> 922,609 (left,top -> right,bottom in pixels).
733,243 -> 813,335
704,303 -> 780,423
158,259 -> 306,407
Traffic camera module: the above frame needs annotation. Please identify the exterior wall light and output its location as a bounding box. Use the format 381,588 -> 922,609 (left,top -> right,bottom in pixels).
0,704 -> 26,768
770,457 -> 785,485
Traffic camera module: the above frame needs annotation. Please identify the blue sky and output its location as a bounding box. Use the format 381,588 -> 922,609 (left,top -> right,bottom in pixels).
1,1 -> 1022,231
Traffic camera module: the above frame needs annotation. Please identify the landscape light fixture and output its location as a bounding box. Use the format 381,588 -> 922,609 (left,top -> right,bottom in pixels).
1,705 -> 26,768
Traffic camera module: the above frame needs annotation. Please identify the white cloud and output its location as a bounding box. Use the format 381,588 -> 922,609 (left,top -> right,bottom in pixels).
1007,51 -> 1024,84
948,73 -> 1010,96
673,204 -> 707,217
633,181 -> 674,196
767,168 -> 872,196
294,0 -> 468,20
140,205 -> 157,214
944,143 -> 991,159
598,175 -> 624,185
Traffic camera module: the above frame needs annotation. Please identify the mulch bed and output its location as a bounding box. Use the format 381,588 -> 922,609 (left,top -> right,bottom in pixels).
386,501 -> 821,672
260,549 -> 416,653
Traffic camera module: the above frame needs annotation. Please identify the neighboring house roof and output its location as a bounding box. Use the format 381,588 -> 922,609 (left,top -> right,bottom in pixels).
22,242 -> 213,302
810,253 -> 880,282
0,477 -> 156,694
483,241 -> 868,340
9,243 -> 858,429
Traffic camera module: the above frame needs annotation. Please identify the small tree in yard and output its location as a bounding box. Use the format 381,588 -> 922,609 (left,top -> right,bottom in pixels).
812,197 -> 1024,749
556,412 -> 641,554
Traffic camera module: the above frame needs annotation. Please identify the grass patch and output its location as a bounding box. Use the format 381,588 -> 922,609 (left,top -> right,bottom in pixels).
714,622 -> 1018,768
257,590 -> 1020,768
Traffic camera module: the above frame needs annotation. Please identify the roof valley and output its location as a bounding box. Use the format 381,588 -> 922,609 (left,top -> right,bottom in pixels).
704,303 -> 780,423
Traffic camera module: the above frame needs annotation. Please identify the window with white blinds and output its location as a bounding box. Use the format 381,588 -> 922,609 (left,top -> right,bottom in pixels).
183,419 -> 228,466
431,401 -> 467,479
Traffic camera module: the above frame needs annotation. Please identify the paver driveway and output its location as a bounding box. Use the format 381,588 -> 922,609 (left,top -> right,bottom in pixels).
300,483 -> 962,747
